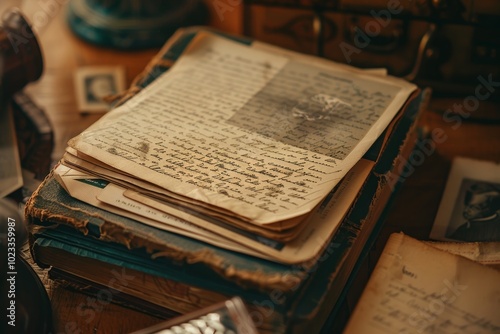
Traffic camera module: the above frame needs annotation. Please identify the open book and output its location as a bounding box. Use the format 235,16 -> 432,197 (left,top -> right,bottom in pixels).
59,31 -> 417,263
344,233 -> 500,334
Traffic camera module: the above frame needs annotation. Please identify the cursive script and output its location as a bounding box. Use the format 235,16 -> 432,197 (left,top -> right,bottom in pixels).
72,33 -> 414,223
344,234 -> 500,334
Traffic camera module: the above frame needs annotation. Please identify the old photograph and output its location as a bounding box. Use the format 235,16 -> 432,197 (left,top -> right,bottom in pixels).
430,157 -> 500,242
74,66 -> 125,113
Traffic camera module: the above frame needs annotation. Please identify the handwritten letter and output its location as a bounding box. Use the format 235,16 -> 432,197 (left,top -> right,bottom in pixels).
344,233 -> 500,334
71,33 -> 415,224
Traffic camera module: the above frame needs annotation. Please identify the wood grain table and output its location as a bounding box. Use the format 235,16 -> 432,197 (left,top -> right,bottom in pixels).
18,1 -> 500,333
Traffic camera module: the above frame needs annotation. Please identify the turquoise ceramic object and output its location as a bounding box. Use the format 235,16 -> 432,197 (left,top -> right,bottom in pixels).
67,0 -> 208,49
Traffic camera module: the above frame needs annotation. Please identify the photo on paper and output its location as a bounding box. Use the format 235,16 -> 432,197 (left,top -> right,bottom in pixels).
228,61 -> 400,160
74,66 -> 125,113
430,157 -> 500,242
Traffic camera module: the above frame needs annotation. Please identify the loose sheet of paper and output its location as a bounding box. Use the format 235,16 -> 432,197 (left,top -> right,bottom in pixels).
344,233 -> 500,334
425,241 -> 500,270
70,33 -> 416,224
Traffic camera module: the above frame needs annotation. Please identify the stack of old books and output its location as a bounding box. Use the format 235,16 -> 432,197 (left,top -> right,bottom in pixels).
26,27 -> 426,333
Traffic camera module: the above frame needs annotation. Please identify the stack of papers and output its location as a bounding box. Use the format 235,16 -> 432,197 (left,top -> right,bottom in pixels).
55,32 -> 416,264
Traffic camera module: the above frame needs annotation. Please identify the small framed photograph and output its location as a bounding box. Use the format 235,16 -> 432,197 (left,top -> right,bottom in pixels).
74,66 -> 126,113
430,157 -> 500,242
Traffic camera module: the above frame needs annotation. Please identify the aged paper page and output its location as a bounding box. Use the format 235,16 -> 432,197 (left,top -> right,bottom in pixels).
425,241 -> 500,270
70,32 -> 416,224
344,233 -> 500,334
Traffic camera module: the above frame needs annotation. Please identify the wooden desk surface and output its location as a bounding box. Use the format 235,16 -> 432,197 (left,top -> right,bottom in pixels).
19,1 -> 500,333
